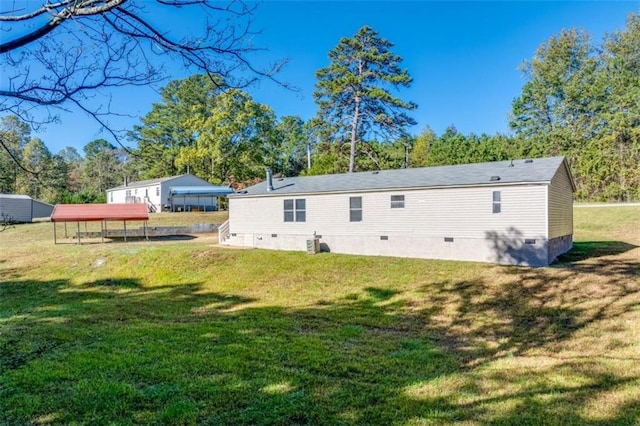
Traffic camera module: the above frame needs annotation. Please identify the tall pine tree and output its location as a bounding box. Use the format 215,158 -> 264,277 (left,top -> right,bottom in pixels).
314,26 -> 416,172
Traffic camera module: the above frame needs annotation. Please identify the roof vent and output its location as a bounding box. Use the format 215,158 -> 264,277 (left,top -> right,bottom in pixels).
508,160 -> 514,167
490,176 -> 501,181
266,168 -> 274,192
525,159 -> 533,164
372,171 -> 379,174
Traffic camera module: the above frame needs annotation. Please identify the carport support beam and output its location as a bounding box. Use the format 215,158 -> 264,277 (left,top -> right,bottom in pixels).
123,221 -> 127,242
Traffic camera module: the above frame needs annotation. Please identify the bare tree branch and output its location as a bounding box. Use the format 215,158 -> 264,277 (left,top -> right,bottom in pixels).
0,0 -> 287,175
0,1 -> 127,53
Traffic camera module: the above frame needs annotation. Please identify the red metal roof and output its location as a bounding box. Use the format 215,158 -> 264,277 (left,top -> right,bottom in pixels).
51,204 -> 149,222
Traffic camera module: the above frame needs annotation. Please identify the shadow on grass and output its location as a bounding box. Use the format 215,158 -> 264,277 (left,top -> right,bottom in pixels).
1,268 -> 639,424
557,241 -> 638,263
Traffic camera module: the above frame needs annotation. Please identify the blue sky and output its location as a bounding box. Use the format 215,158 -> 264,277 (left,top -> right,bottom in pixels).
19,1 -> 640,154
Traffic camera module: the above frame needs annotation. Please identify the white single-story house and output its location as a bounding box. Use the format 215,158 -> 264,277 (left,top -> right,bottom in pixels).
0,194 -> 54,223
219,157 -> 575,267
107,174 -> 233,213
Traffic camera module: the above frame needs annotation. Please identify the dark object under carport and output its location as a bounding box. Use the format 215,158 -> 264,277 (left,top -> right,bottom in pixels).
51,203 -> 149,244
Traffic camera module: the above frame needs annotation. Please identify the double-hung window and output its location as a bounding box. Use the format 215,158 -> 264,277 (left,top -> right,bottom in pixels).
284,199 -> 306,222
350,196 -> 362,222
390,195 -> 405,209
492,191 -> 501,214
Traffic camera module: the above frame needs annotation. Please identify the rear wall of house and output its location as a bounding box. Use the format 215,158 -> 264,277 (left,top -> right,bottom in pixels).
227,184 -> 551,266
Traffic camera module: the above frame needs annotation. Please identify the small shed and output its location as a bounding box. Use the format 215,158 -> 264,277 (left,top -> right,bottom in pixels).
51,203 -> 149,244
221,157 -> 575,267
0,194 -> 54,223
107,174 -> 232,213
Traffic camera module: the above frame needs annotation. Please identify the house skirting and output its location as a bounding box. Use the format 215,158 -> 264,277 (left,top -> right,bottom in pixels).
548,234 -> 573,264
223,232 -> 564,267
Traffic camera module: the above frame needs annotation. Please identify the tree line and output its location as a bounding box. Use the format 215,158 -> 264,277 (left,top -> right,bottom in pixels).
2,12 -> 639,203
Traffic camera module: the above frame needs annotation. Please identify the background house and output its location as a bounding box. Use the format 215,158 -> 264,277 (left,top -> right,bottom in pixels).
107,174 -> 233,212
0,194 -> 54,223
220,157 -> 575,266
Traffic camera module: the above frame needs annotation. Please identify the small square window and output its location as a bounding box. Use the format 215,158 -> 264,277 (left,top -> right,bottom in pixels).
391,195 -> 405,209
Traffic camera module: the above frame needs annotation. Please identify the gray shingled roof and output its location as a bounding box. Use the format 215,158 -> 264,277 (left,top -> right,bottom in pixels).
108,174 -> 189,191
230,157 -> 571,197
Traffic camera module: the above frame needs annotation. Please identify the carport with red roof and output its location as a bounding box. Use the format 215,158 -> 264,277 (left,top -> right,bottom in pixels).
51,203 -> 149,244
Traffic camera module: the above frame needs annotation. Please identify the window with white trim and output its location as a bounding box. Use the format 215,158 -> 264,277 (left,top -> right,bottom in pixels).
492,191 -> 501,214
350,196 -> 362,222
284,199 -> 306,222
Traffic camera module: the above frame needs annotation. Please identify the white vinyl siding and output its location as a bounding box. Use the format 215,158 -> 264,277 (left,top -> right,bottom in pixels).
107,174 -> 216,212
229,184 -> 547,239
548,163 -> 573,238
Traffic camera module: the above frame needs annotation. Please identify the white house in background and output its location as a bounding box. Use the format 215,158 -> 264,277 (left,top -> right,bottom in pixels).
0,194 -> 54,223
219,157 -> 575,267
106,174 -> 233,213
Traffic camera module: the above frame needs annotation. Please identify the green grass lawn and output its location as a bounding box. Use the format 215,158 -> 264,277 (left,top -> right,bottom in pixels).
1,208 -> 639,425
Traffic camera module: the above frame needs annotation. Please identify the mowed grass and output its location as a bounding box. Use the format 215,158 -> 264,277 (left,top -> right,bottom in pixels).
1,207 -> 639,425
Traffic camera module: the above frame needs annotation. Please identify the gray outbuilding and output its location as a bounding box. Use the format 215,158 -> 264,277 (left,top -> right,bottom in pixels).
219,156 -> 575,267
0,194 -> 54,223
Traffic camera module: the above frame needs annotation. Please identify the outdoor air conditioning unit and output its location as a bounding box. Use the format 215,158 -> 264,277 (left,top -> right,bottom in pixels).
306,237 -> 320,255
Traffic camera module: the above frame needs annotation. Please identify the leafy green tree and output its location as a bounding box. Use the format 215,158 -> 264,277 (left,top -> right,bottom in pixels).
595,12 -> 640,200
273,115 -> 311,176
57,146 -> 84,194
177,89 -> 278,184
511,19 -> 640,201
82,139 -> 125,200
314,25 -> 417,172
15,138 -> 51,199
0,115 -> 30,192
304,142 -> 349,176
130,74 -> 222,178
510,29 -> 603,159
409,127 -> 436,167
1,1 -> 284,177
